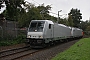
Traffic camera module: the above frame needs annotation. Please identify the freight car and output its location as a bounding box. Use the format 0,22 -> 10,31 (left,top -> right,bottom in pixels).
26,20 -> 83,48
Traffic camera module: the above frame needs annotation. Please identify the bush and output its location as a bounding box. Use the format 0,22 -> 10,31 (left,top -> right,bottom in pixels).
0,35 -> 26,47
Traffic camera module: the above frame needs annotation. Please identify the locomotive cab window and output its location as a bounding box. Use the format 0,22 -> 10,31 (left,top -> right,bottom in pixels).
29,21 -> 45,32
49,24 -> 51,29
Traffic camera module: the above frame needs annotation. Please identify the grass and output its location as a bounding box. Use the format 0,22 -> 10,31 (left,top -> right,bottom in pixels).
51,38 -> 90,60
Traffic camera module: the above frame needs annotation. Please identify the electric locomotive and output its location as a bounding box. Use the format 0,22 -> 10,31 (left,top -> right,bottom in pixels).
26,20 -> 83,48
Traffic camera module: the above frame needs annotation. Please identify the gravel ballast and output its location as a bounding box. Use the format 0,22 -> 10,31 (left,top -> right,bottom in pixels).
17,40 -> 79,60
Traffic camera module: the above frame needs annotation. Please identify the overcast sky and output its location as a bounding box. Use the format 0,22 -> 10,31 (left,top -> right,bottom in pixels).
25,0 -> 90,21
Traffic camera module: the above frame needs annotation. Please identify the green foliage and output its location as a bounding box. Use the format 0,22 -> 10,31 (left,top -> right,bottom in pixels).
79,20 -> 90,36
0,0 -> 5,9
2,2 -> 54,27
51,16 -> 57,22
0,35 -> 26,46
52,38 -> 90,60
67,15 -> 74,27
37,4 -> 51,14
2,0 -> 25,21
18,3 -> 52,27
68,8 -> 82,28
79,21 -> 88,31
37,4 -> 51,19
2,1 -> 87,30
85,20 -> 90,31
58,18 -> 69,26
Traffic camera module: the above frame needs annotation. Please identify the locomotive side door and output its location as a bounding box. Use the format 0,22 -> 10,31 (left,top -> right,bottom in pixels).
49,24 -> 54,38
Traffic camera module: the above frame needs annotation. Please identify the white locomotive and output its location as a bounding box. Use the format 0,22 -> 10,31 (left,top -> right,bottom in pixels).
26,20 -> 83,47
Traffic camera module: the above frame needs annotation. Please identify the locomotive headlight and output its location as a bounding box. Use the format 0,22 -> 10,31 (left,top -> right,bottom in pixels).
39,36 -> 43,38
28,35 -> 31,38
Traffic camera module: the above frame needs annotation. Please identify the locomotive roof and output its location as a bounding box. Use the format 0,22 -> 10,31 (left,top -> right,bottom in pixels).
71,27 -> 82,31
58,24 -> 69,28
31,20 -> 54,24
58,24 -> 67,27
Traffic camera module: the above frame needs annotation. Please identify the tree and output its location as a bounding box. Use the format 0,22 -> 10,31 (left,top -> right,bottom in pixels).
68,8 -> 82,27
1,1 -> 56,27
67,15 -> 73,27
18,4 -> 52,27
0,0 -> 25,9
86,20 -> 90,31
37,4 -> 51,19
0,0 -> 5,9
17,9 -> 28,27
1,0 -> 26,21
0,14 -> 5,26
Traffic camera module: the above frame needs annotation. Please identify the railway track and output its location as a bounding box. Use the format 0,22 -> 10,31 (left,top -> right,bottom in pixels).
0,39 -> 80,60
0,46 -> 40,60
0,44 -> 57,60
